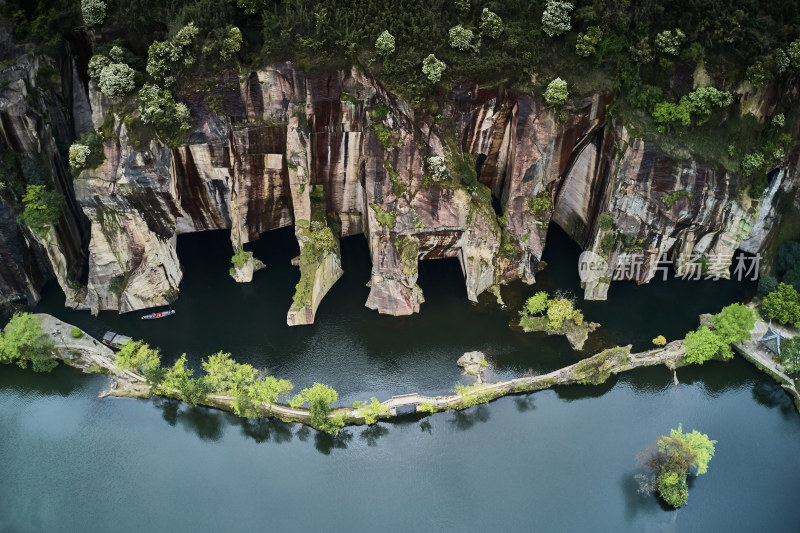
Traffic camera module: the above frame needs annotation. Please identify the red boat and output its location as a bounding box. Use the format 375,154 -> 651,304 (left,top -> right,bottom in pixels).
141,309 -> 176,320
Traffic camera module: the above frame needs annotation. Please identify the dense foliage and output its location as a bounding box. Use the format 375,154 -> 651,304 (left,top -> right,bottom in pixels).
637,425 -> 716,508
0,313 -> 57,372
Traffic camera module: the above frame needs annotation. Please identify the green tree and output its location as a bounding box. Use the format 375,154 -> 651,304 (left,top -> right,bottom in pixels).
710,303 -> 754,351
422,54 -> 446,83
115,340 -> 163,384
81,0 -> 106,26
684,325 -> 729,364
1,313 -> 57,372
375,30 -> 395,55
546,297 -> 575,330
201,351 -> 256,393
448,25 -> 473,51
523,291 -> 549,316
479,9 -> 503,39
757,275 -> 778,297
670,425 -> 716,475
290,382 -> 339,432
180,377 -> 210,406
249,376 -> 294,404
162,354 -> 192,391
220,27 -> 242,60
780,336 -> 800,374
762,283 -> 800,326
357,397 -> 389,425
776,241 -> 800,274
20,185 -> 65,237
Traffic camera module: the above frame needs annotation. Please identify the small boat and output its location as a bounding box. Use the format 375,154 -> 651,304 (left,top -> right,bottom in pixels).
141,309 -> 176,320
102,331 -> 131,351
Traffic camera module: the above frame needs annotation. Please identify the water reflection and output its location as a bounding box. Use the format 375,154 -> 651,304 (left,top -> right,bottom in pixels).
360,424 -> 390,446
239,417 -> 294,444
448,405 -> 490,430
314,429 -> 353,455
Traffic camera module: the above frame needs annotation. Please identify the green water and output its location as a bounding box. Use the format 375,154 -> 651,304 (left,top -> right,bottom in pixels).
2,224 -> 798,532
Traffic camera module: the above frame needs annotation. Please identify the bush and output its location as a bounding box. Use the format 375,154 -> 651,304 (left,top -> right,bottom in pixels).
20,185 -> 64,237
479,9 -> 503,39
527,192 -> 550,217
448,25 -> 474,51
575,26 -> 603,57
71,328 -> 82,339
146,23 -> 199,86
81,0 -> 106,27
652,335 -> 667,346
426,156 -> 448,181
375,30 -> 395,55
422,54 -> 446,83
220,27 -> 242,59
600,233 -> 616,255
68,144 -> 91,170
69,130 -> 105,173
598,213 -> 615,231
542,0 -> 573,37
741,152 -> 766,177
231,248 -> 252,269
523,291 -> 549,316
544,78 -> 568,106
138,84 -> 192,147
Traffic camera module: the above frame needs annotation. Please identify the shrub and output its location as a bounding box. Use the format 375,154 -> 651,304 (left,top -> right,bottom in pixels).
546,297 -> 576,330
115,340 -> 163,384
81,0 -> 106,27
652,335 -> 667,346
448,25 -> 474,51
788,39 -> 800,71
710,303 -> 755,353
527,192 -> 551,217
138,84 -> 192,147
231,248 -> 252,269
290,383 -> 340,433
780,337 -> 800,374
776,241 -> 800,274
146,23 -> 199,86
20,185 -> 64,237
88,55 -> 110,78
68,144 -> 91,170
542,0 -> 573,37
600,233 -> 616,255
69,130 -> 105,173
479,9 -> 503,39
220,27 -> 242,59
544,78 -> 568,106
746,58 -> 774,86
523,291 -> 549,316
575,26 -> 603,57
655,29 -> 686,55
741,152 -> 765,177
598,213 -> 615,231
422,54 -> 446,83
71,328 -> 82,339
375,30 -> 395,55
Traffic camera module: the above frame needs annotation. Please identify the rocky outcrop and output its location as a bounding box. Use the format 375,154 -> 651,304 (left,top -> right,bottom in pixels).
1,23 -> 797,319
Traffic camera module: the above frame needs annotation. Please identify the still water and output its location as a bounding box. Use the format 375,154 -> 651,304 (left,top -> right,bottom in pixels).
1,225 -> 798,532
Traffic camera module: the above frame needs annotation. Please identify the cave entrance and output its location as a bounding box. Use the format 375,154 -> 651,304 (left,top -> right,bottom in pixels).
416,255 -> 467,302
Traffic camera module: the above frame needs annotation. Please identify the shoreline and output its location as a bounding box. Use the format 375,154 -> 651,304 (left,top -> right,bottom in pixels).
41,311 -> 799,433
36,311 -> 800,431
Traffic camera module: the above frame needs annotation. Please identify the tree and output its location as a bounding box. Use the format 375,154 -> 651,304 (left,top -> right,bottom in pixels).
542,0 -> 573,37
422,54 -> 446,83
524,291 -> 549,316
96,62 -> 135,96
638,425 -> 715,509
762,283 -> 800,326
20,185 -> 65,237
115,340 -> 163,384
544,78 -> 568,106
655,29 -> 686,55
249,376 -> 294,404
448,25 -> 473,51
575,26 -> 603,57
741,152 -> 766,177
426,156 -> 448,181
710,303 -> 755,350
776,241 -> 800,274
146,23 -> 199,86
780,336 -> 800,374
357,397 -> 389,425
68,144 -> 91,170
201,351 -> 256,393
684,325 -> 729,364
180,377 -> 210,406
788,39 -> 800,71
290,382 -> 339,432
375,30 -> 395,55
757,275 -> 778,297
1,313 -> 57,372
138,84 -> 192,147
546,297 -> 575,330
81,0 -> 106,27
479,9 -> 503,39
220,27 -> 242,60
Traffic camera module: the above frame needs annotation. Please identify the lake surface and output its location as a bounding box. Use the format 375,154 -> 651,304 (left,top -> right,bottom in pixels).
2,224 -> 799,531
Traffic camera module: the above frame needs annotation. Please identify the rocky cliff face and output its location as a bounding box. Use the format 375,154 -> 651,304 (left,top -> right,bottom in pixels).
1,36 -> 797,321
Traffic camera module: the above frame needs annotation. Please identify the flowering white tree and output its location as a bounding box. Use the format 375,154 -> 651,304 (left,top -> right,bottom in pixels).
68,144 -> 91,170
426,156 -> 448,181
97,62 -> 135,96
655,29 -> 686,55
449,25 -> 474,51
480,9 -> 503,39
375,30 -> 395,55
81,0 -> 106,27
541,0 -> 573,37
422,54 -> 446,83
544,78 -> 568,106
